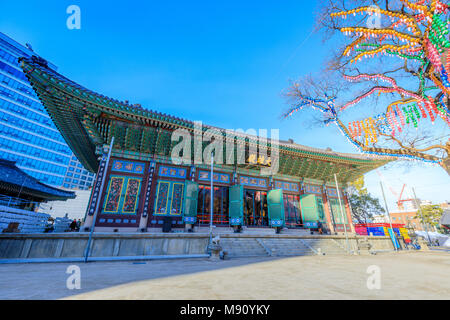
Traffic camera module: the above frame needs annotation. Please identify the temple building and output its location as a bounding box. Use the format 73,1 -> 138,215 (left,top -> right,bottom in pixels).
0,158 -> 75,233
0,158 -> 75,208
20,56 -> 392,234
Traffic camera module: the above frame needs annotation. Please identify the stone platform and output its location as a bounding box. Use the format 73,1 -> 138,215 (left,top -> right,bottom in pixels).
0,231 -> 398,263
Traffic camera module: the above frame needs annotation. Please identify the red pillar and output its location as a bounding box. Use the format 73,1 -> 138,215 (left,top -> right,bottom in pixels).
322,188 -> 335,234
343,193 -> 355,233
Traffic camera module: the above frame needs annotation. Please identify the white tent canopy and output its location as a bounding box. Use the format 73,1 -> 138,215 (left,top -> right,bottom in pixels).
415,231 -> 450,247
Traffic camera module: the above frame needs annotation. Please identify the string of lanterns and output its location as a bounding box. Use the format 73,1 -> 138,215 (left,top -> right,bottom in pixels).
285,1 -> 449,167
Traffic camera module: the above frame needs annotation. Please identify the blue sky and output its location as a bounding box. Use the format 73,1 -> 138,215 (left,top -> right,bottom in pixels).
1,0 -> 449,209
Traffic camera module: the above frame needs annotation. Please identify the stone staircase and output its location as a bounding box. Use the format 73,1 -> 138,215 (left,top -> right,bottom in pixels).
258,238 -> 316,257
218,236 -> 350,258
219,238 -> 268,258
301,238 -> 349,255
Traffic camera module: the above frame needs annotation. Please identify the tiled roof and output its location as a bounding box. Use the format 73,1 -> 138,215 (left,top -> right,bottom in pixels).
20,56 -> 393,182
0,159 -> 75,201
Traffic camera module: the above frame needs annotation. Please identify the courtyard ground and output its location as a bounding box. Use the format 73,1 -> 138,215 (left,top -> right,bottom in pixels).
0,251 -> 448,300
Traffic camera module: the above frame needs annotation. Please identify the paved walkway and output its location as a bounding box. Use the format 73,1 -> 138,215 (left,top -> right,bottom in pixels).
0,252 -> 449,299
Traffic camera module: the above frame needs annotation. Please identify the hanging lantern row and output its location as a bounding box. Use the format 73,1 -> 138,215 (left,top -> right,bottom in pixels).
335,2 -> 450,96
331,6 -> 421,33
347,93 -> 450,145
336,120 -> 441,165
341,72 -> 450,125
285,2 -> 449,165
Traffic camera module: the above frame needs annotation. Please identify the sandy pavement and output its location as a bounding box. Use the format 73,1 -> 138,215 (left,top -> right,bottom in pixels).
65,251 -> 450,300
1,251 -> 448,300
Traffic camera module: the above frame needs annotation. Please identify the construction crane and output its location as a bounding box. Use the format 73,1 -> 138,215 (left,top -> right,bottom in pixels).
396,184 -> 417,211
376,170 -> 419,211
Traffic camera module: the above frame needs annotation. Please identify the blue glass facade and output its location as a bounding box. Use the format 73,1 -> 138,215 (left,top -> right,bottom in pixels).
0,32 -> 94,189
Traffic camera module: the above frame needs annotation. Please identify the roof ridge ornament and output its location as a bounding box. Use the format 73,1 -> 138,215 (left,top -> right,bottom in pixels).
31,55 -> 48,68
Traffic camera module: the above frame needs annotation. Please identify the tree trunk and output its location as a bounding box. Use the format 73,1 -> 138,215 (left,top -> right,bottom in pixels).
442,157 -> 450,175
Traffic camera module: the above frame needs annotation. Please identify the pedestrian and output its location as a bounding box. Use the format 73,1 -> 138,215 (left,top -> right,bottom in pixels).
76,219 -> 81,232
69,219 -> 77,232
317,220 -> 323,235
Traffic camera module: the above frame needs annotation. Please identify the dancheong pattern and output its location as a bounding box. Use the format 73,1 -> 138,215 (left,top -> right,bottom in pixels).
239,176 -> 267,188
303,184 -> 322,195
111,160 -> 145,174
327,188 -> 341,198
104,177 -> 124,212
158,166 -> 187,179
198,170 -> 230,184
155,181 -> 170,214
274,181 -> 299,192
123,179 -> 141,213
170,183 -> 184,215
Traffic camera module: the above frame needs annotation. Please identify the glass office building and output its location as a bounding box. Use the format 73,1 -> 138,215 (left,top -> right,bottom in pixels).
63,154 -> 95,190
0,32 -> 94,189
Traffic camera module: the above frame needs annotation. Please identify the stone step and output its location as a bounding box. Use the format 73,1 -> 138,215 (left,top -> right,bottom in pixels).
301,239 -> 348,255
219,238 -> 268,257
217,237 -> 349,258
279,228 -> 311,236
260,239 -> 316,257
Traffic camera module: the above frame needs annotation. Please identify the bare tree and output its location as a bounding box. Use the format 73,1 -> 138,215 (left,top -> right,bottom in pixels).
285,0 -> 450,174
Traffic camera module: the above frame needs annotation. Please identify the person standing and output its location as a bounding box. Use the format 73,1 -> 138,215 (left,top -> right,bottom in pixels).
69,219 -> 77,232
317,220 -> 323,235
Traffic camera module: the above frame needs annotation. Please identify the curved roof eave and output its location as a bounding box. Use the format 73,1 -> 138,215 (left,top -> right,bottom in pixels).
20,56 -> 394,177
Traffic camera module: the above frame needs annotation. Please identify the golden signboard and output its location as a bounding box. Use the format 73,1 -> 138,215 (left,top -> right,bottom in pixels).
247,154 -> 271,166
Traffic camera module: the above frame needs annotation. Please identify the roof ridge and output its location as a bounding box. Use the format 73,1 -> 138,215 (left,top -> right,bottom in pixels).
20,56 -> 393,166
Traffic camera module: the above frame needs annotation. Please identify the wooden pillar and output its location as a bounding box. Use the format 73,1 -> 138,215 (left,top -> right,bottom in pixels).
139,161 -> 156,230
343,192 -> 355,233
322,186 -> 335,234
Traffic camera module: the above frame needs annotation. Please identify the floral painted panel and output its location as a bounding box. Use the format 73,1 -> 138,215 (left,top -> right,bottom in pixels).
170,183 -> 184,215
104,177 -> 124,213
155,181 -> 170,215
122,178 -> 141,214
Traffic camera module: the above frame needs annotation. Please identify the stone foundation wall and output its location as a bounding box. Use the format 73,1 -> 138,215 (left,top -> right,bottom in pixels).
0,233 -> 396,260
0,233 -> 209,259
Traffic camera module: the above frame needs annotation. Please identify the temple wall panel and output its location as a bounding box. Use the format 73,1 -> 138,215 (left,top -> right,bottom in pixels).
95,157 -> 149,229
89,157 -> 355,233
